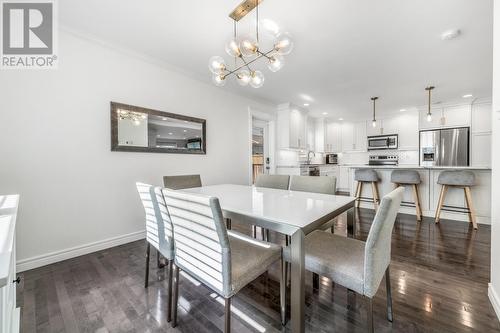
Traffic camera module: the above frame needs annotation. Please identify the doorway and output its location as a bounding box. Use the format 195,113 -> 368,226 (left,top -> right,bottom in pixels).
252,119 -> 270,183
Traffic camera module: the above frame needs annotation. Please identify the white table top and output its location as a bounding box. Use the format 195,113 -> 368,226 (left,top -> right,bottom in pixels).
0,195 -> 19,288
181,184 -> 355,234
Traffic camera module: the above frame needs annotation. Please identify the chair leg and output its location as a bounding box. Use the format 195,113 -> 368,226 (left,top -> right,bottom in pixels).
171,264 -> 180,327
464,187 -> 478,229
371,182 -> 380,210
366,296 -> 374,333
280,254 -> 287,326
224,297 -> 231,333
385,267 -> 393,322
412,184 -> 422,222
435,185 -> 447,223
226,218 -> 232,230
355,182 -> 362,208
144,242 -> 150,288
167,259 -> 173,322
312,273 -> 319,290
285,235 -> 291,287
252,225 -> 257,238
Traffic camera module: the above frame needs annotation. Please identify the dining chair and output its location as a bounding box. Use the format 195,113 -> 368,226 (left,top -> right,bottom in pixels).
162,188 -> 286,332
284,187 -> 404,332
288,175 -> 337,288
163,174 -> 202,190
136,182 -> 174,322
254,174 -> 290,240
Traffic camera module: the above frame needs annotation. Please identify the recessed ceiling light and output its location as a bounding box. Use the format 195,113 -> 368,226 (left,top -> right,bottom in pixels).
338,118 -> 344,121
441,29 -> 461,41
183,129 -> 187,132
184,120 -> 188,123
303,103 -> 310,107
299,93 -> 314,102
162,117 -> 167,121
400,108 -> 406,112
156,134 -> 161,137
169,132 -> 173,135
462,94 -> 473,98
322,112 -> 328,115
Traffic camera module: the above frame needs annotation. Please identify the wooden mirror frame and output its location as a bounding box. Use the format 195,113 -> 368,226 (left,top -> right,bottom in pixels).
110,102 -> 207,154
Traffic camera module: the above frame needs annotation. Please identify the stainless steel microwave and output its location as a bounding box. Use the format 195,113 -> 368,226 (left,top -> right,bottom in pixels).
367,134 -> 398,150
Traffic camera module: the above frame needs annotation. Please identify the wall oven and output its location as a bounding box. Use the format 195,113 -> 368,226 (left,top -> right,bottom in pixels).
367,134 -> 398,150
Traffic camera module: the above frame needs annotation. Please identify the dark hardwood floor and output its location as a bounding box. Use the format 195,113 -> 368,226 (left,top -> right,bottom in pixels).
17,209 -> 500,332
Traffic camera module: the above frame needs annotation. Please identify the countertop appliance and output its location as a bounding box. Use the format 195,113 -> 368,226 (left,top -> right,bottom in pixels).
326,154 -> 338,164
420,127 -> 469,167
369,155 -> 399,166
367,134 -> 398,150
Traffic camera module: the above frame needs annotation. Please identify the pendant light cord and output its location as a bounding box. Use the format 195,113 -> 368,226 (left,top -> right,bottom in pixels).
256,0 -> 259,43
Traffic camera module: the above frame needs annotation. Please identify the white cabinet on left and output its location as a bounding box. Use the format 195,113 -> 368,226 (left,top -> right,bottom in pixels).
0,194 -> 20,333
277,103 -> 307,150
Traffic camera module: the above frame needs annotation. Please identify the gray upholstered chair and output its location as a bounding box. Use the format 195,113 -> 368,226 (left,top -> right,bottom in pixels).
161,188 -> 285,332
163,174 -> 202,190
354,169 -> 380,210
435,170 -> 477,229
289,175 -> 336,195
284,187 -> 404,332
254,174 -> 290,190
391,170 -> 422,221
136,183 -> 175,322
253,174 -> 290,240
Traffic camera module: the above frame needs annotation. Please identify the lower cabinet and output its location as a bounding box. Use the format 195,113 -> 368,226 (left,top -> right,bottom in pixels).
337,166 -> 351,192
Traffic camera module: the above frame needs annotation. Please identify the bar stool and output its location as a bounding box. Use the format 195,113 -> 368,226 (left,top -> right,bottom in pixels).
391,170 -> 422,221
354,169 -> 380,210
435,170 -> 477,229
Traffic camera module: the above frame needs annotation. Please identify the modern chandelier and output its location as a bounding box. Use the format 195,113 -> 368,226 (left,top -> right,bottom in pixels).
208,0 -> 293,88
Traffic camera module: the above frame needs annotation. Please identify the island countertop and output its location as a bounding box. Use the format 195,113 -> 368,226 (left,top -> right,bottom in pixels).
340,164 -> 491,170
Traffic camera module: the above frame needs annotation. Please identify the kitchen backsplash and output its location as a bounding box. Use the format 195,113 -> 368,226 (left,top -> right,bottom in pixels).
277,149 -> 419,166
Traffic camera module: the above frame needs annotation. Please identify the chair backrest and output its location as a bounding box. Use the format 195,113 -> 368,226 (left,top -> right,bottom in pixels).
136,183 -> 174,260
162,188 -> 231,296
163,175 -> 202,190
363,187 -> 404,298
254,174 -> 290,190
289,175 -> 336,195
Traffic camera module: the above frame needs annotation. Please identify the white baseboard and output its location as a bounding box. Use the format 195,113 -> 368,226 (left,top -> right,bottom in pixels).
489,283 -> 500,321
16,230 -> 145,272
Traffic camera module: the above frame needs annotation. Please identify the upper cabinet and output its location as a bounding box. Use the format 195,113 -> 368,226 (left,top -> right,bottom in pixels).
277,103 -> 307,150
306,117 -> 316,151
326,121 -> 342,152
471,102 -> 492,133
341,121 -> 366,152
419,105 -> 471,130
366,111 -> 418,150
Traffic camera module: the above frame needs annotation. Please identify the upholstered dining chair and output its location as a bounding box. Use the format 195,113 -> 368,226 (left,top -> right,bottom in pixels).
136,182 -> 174,322
284,187 -> 404,332
254,174 -> 290,240
162,188 -> 285,332
163,174 -> 202,190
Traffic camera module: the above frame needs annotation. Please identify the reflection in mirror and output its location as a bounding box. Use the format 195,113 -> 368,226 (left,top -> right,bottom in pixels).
111,102 -> 206,154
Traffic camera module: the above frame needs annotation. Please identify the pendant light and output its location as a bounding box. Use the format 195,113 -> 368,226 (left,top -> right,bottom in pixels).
425,86 -> 435,122
371,97 -> 378,127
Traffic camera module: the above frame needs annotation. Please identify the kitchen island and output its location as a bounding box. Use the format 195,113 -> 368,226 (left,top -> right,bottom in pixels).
346,165 -> 491,225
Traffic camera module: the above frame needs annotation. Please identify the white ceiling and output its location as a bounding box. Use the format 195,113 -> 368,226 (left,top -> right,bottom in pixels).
60,0 -> 493,120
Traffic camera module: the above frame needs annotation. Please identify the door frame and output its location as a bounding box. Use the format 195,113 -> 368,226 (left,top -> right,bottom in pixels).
248,107 -> 276,184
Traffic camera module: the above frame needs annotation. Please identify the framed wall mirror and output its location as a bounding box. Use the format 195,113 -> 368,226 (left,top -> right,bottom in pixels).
110,102 -> 206,154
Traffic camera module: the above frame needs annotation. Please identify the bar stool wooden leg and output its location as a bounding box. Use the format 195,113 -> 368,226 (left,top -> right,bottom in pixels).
412,184 -> 422,221
355,182 -> 362,208
464,186 -> 478,229
371,182 -> 380,210
435,185 -> 447,223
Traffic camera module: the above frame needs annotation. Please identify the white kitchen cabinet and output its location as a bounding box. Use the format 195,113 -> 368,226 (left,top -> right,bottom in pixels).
471,133 -> 492,167
341,122 -> 355,152
306,117 -> 315,151
277,104 -> 307,150
354,121 -> 367,151
419,107 -> 444,129
397,112 -> 419,150
442,105 -> 471,128
326,121 -> 342,152
337,166 -> 351,191
314,118 -> 326,152
472,102 -> 492,133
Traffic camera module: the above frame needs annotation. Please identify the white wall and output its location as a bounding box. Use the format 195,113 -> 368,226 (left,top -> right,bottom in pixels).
0,31 -> 273,270
490,0 -> 500,321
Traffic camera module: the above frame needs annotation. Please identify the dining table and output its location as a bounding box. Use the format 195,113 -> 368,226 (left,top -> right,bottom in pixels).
181,184 -> 356,333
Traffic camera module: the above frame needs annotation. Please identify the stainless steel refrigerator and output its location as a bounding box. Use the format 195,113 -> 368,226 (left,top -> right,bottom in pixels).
420,127 -> 470,167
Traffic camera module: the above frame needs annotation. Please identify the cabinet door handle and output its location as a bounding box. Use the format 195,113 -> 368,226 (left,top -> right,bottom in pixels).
13,276 -> 21,284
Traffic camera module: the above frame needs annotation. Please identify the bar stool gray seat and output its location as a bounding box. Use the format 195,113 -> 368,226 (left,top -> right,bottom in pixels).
391,170 -> 422,221
354,169 -> 380,210
162,189 -> 285,331
283,188 -> 404,332
136,183 -> 174,322
435,170 -> 477,229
